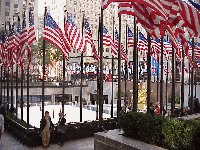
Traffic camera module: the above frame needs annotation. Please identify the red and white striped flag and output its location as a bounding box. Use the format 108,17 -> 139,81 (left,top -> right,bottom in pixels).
18,13 -> 28,68
128,27 -> 134,48
183,65 -> 188,74
118,2 -> 135,17
27,8 -> 36,67
164,65 -> 167,75
85,19 -> 100,61
43,12 -> 70,61
65,12 -> 86,53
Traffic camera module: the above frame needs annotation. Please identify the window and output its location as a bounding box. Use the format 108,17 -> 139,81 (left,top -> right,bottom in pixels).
106,48 -> 109,52
73,49 -> 75,53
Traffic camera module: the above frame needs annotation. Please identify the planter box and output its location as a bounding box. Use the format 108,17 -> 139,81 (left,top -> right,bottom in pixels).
94,129 -> 166,150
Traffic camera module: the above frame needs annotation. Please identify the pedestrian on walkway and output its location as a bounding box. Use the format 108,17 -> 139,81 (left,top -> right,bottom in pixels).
155,103 -> 160,115
57,112 -> 66,147
150,102 -> 155,116
0,102 -> 8,116
0,114 -> 4,140
40,111 -> 54,149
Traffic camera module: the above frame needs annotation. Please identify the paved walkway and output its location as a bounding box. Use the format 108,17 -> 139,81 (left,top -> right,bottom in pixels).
181,113 -> 200,120
0,131 -> 94,150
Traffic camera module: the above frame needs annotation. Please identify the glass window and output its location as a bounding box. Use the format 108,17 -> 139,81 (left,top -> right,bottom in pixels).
106,48 -> 109,52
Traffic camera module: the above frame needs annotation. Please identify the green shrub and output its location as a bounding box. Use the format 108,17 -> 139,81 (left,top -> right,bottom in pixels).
118,112 -> 200,149
162,118 -> 195,149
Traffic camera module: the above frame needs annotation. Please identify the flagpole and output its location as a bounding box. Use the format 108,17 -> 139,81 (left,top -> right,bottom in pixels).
5,22 -> 10,113
181,44 -> 184,116
117,15 -> 121,117
157,44 -> 159,102
190,37 -> 194,115
99,6 -> 103,128
133,16 -> 137,112
11,63 -> 13,117
160,37 -> 163,115
27,64 -> 30,126
0,66 -> 2,106
96,16 -> 100,120
21,66 -> 23,122
147,34 -> 151,114
62,9 -> 67,114
7,67 -> 9,113
111,17 -> 114,118
189,65 -> 190,96
125,22 -> 127,112
80,12 -> 84,123
171,46 -> 175,117
4,67 -> 5,106
166,36 -> 169,112
42,7 -> 47,118
16,64 -> 18,119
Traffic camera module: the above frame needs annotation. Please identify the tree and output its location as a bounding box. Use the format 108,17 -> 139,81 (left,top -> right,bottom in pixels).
31,36 -> 63,66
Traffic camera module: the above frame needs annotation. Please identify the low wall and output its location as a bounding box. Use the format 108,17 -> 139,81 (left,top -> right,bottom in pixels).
94,129 -> 166,150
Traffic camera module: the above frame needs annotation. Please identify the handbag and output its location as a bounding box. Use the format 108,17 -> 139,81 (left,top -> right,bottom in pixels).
57,126 -> 68,134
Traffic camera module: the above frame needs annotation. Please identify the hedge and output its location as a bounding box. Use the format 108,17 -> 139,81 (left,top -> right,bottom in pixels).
118,112 -> 200,150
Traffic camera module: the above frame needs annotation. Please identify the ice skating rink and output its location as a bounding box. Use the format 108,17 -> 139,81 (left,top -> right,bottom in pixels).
17,104 -> 113,128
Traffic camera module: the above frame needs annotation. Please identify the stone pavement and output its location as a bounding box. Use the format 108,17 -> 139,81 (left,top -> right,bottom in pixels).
0,131 -> 94,150
181,113 -> 200,120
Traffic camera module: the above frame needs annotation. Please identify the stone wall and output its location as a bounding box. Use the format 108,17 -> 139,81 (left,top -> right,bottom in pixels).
94,129 -> 166,150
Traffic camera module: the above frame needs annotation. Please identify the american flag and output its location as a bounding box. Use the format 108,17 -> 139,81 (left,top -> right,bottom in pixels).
197,60 -> 200,68
163,38 -> 172,55
102,0 -> 179,51
170,66 -> 172,75
189,0 -> 200,11
84,19 -> 100,61
176,38 -> 182,62
103,25 -> 117,56
187,40 -> 195,69
7,23 -> 15,66
0,29 -> 7,66
164,65 -> 167,75
19,12 -> 28,67
128,27 -> 134,48
14,16 -> 22,65
137,32 -> 148,54
27,8 -> 36,67
184,65 -> 189,74
114,27 -> 128,65
65,12 -> 86,53
177,65 -> 181,75
151,38 -> 160,62
43,12 -> 70,61
177,0 -> 200,37
195,42 -> 200,58
151,66 -> 156,76
118,2 -> 135,17
3,27 -> 9,67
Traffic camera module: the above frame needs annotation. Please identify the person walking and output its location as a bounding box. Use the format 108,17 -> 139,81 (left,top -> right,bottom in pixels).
40,111 -> 54,149
57,112 -> 66,147
0,102 -> 8,116
150,102 -> 155,116
155,103 -> 160,115
0,114 -> 4,140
